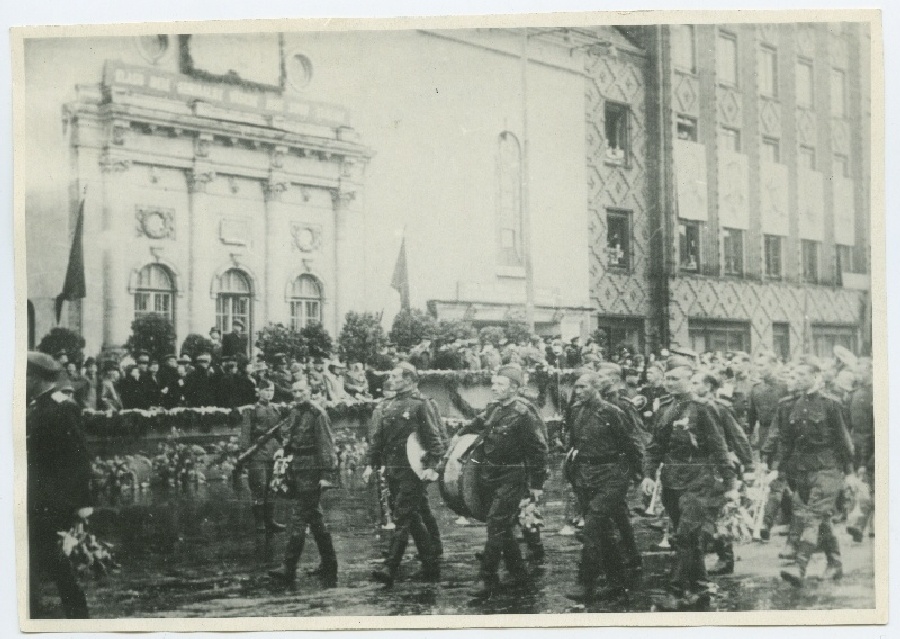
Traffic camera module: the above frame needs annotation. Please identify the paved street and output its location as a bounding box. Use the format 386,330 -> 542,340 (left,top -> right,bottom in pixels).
32,466 -> 875,618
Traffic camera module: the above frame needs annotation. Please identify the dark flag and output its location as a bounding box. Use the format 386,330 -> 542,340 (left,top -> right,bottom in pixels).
55,198 -> 86,323
390,236 -> 410,310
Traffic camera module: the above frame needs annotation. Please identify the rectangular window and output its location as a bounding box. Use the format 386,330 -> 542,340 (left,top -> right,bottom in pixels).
801,239 -> 819,283
605,102 -> 629,163
689,320 -> 751,354
677,115 -> 698,141
834,154 -> 849,178
722,228 -> 744,276
761,137 -> 781,163
716,31 -> 738,86
799,145 -> 816,170
831,68 -> 846,117
758,45 -> 778,97
772,322 -> 791,361
595,317 -> 645,355
796,58 -> 814,107
672,24 -> 696,73
606,210 -> 631,270
811,324 -> 858,359
679,221 -> 701,273
718,127 -> 741,153
836,244 -> 854,278
764,235 -> 783,279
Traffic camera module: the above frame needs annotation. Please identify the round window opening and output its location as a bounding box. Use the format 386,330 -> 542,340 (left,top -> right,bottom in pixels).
137,34 -> 170,64
288,53 -> 314,90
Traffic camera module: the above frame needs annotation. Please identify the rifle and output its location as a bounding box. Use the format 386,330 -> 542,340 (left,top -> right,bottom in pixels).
234,413 -> 292,469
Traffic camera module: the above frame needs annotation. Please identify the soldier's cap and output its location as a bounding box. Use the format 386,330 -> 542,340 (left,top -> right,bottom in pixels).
27,352 -> 62,381
137,352 -> 150,363
177,355 -> 192,365
84,356 -> 97,367
195,352 -> 212,363
257,379 -> 275,391
231,319 -> 244,329
164,353 -> 177,362
222,356 -> 236,365
496,364 -> 524,386
273,353 -> 287,364
209,327 -> 221,335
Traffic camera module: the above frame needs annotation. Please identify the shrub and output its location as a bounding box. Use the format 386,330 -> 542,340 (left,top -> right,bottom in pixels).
390,308 -> 437,352
37,327 -> 86,364
180,334 -> 215,361
338,311 -> 386,366
125,315 -> 177,363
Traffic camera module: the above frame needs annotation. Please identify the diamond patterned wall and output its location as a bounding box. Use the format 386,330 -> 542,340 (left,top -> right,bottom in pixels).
585,50 -> 650,321
717,86 -> 743,127
669,278 -> 864,357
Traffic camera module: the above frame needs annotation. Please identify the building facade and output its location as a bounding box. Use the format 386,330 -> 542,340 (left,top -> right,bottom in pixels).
590,22 -> 872,358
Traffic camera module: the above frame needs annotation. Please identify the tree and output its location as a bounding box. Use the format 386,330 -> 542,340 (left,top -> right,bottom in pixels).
255,323 -> 307,363
390,308 -> 437,352
479,326 -> 505,348
125,314 -> 176,363
37,327 -> 86,364
504,320 -> 532,345
434,319 -> 477,345
180,333 -> 215,361
338,311 -> 386,366
300,323 -> 333,360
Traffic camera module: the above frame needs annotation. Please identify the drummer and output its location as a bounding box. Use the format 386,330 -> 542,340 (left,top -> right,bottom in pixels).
457,364 -> 549,600
364,362 -> 446,587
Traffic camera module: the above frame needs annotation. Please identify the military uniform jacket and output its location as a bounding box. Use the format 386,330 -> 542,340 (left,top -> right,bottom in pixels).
748,378 -> 789,442
240,402 -> 283,465
772,390 -> 854,476
570,396 -> 644,483
283,401 -> 338,491
26,389 -> 93,530
849,384 -> 873,469
644,395 -> 735,491
460,396 -> 549,490
368,389 -> 445,476
709,398 -> 754,471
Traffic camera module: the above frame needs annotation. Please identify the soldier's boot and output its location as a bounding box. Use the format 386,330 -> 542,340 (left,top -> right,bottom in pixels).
264,502 -> 286,534
269,533 -> 305,586
502,536 -> 531,590
372,533 -> 407,588
251,504 -> 267,533
820,522 -> 844,581
58,571 -> 89,619
780,541 -> 814,588
469,541 -> 503,599
311,527 -> 338,588
523,528 -> 546,563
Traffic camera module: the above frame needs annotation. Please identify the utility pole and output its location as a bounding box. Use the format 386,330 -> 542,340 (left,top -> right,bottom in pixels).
521,27 -> 535,333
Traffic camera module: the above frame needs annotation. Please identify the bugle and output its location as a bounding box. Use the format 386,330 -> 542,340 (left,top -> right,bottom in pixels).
376,467 -> 395,530
644,465 -> 663,516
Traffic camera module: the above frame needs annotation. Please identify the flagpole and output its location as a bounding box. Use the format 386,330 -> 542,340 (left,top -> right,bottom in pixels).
521,28 -> 536,333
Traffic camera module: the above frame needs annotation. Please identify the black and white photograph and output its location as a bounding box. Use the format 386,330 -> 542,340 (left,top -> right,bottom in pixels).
11,8 -> 887,631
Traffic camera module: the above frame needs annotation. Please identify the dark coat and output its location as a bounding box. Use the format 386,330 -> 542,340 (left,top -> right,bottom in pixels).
283,401 -> 338,491
772,390 -> 854,476
368,389 -> 446,476
184,366 -> 218,407
27,389 -> 93,530
222,332 -> 249,359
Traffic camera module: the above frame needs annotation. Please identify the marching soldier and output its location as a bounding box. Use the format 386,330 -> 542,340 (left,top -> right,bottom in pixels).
240,380 -> 285,534
364,362 -> 446,587
565,372 -> 644,603
26,352 -> 93,619
642,357 -> 736,602
768,361 -> 855,587
748,355 -> 789,450
458,364 -> 548,600
269,379 -> 339,588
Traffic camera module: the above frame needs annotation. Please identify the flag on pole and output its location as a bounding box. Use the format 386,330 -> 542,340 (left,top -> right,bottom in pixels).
390,236 -> 410,310
55,198 -> 86,323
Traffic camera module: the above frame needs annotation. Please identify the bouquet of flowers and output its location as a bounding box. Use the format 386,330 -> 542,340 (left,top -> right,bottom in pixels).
58,522 -> 119,579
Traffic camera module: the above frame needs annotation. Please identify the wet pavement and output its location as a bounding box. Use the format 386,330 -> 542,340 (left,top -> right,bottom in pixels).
33,467 -> 875,618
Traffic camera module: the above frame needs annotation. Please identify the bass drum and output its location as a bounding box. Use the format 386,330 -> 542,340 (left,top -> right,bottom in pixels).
439,434 -> 488,522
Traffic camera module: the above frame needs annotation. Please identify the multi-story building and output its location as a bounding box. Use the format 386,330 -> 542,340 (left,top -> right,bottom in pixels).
589,22 -> 872,358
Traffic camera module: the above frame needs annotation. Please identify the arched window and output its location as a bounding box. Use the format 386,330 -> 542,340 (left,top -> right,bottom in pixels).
134,264 -> 175,324
290,274 -> 323,330
498,131 -> 523,267
216,269 -> 252,334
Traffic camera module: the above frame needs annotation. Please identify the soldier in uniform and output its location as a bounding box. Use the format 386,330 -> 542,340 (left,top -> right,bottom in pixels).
768,361 -> 855,586
847,359 -> 874,542
240,380 -> 285,534
269,379 -> 339,588
184,352 -> 217,407
458,364 -> 549,600
565,372 -> 644,603
641,357 -> 736,601
364,362 -> 446,587
26,352 -> 93,618
748,354 -> 789,450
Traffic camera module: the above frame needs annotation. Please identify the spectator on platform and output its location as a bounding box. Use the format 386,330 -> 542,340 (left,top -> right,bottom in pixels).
209,327 -> 223,364
98,363 -> 123,412
184,353 -> 217,408
222,319 -> 249,359
120,365 -> 147,410
81,357 -> 99,410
